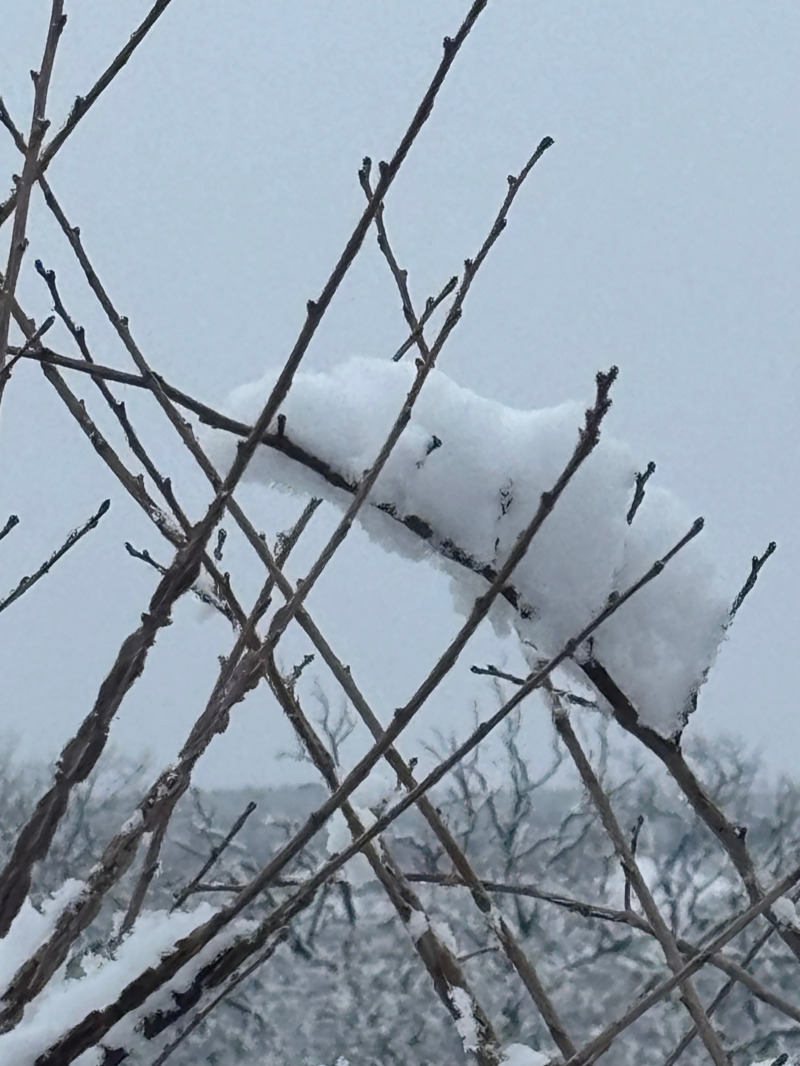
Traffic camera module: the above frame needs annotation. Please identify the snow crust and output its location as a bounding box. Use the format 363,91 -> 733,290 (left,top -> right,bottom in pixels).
210,356 -> 730,736
0,879 -> 85,999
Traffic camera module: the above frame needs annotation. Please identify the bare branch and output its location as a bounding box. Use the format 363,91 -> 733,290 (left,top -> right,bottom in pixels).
0,0 -> 65,386
730,540 -> 777,620
36,512 -> 705,1061
172,802 -> 258,912
0,0 -> 177,229
549,692 -> 729,1066
559,860 -> 800,1066
391,274 -> 459,362
0,498 -> 110,616
623,814 -> 644,912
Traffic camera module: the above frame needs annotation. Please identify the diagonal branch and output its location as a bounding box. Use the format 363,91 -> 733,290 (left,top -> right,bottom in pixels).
32,515 -> 702,1062
0,0 -> 176,230
547,686 -> 730,1066
406,871 -> 800,1031
0,0 -> 490,965
171,802 -> 258,912
581,657 -> 800,965
558,859 -> 800,1066
0,498 -> 110,616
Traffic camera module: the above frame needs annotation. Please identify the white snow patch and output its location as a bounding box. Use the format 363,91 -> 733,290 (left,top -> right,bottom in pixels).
772,895 -> 800,931
431,917 -> 459,956
449,985 -> 480,1053
406,909 -> 429,942
0,903 -> 220,1065
0,880 -> 85,998
502,1042 -> 550,1066
208,356 -> 730,737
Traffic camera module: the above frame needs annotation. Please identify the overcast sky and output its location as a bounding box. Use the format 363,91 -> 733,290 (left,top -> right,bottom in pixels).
1,2 -> 798,791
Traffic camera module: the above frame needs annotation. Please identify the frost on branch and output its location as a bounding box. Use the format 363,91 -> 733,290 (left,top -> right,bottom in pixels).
209,356 -> 730,737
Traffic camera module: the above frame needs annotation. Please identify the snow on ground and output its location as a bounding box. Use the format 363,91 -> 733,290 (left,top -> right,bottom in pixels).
210,356 -> 730,737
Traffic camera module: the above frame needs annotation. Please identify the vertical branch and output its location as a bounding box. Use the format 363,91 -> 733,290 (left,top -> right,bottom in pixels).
0,0 -> 65,384
264,654 -> 503,1066
547,687 -> 730,1066
581,658 -> 800,964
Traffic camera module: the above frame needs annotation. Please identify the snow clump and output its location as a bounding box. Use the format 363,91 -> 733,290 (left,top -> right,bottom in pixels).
209,356 -> 730,737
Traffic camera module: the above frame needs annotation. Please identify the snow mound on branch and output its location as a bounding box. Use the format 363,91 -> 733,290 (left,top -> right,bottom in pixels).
211,356 -> 729,737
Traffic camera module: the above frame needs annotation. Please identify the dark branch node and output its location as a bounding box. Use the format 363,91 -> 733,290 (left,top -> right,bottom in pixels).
0,514 -> 20,542
213,528 -> 227,563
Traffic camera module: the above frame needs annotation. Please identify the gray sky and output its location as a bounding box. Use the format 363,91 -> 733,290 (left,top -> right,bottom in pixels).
1,2 -> 798,790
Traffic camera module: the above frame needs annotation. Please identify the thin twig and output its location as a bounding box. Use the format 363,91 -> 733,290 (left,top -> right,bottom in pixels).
0,0 -> 65,386
559,860 -> 800,1066
123,542 -> 235,623
730,541 -> 777,620
0,499 -> 110,616
0,0 -> 176,229
172,802 -> 258,912
391,275 -> 459,362
31,255 -> 247,627
360,158 -> 433,365
427,137 -> 554,361
0,315 -> 55,384
470,664 -> 597,707
406,871 -> 800,1030
623,815 -> 644,912
549,694 -> 729,1066
663,883 -> 800,1065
